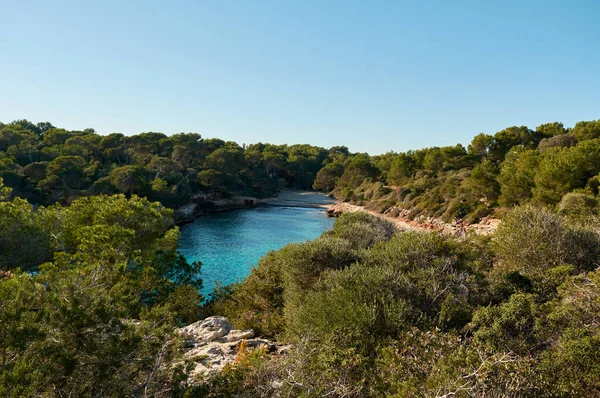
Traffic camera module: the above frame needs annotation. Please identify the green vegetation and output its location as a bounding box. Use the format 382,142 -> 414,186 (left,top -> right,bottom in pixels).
0,179 -> 203,396
0,119 -> 343,208
4,118 -> 600,224
3,117 -> 600,396
209,209 -> 600,397
318,119 -> 600,223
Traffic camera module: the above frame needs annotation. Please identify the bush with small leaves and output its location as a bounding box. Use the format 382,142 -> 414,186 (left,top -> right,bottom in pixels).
557,192 -> 599,220
470,293 -> 545,355
492,205 -> 600,279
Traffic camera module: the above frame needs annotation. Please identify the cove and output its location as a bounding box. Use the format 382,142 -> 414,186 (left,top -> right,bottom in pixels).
178,203 -> 335,297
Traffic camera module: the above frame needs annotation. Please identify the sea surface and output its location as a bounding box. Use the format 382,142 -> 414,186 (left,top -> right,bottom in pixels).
178,203 -> 335,297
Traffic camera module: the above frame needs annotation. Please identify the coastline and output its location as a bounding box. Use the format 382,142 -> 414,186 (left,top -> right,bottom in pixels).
174,189 -> 500,236
174,189 -> 336,225
325,202 -> 500,237
266,189 -> 336,209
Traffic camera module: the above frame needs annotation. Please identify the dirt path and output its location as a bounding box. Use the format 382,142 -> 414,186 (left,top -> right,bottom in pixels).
326,202 -> 500,237
325,202 -> 428,232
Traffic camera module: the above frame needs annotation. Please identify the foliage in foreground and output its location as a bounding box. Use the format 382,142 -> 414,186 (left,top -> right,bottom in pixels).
0,179 -> 203,396
3,175 -> 600,396
211,209 -> 600,397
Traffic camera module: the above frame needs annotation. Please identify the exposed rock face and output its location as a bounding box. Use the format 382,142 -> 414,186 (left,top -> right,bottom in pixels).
175,195 -> 272,224
179,316 -> 233,343
467,216 -> 501,235
177,316 -> 284,378
174,203 -> 203,224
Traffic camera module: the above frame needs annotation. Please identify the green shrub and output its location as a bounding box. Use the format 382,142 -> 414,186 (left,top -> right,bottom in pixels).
362,231 -> 466,273
285,264 -> 409,349
492,205 -> 600,278
327,212 -> 396,250
211,249 -> 286,337
470,293 -> 545,354
557,192 -> 599,220
539,270 -> 600,396
464,206 -> 492,224
285,230 -> 485,353
375,329 -> 544,397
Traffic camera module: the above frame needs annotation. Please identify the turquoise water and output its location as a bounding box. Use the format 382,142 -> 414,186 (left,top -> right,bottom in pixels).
178,206 -> 334,297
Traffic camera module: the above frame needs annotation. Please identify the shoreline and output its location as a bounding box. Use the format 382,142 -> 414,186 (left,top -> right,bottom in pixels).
174,189 -> 336,225
324,202 -> 427,232
325,202 -> 500,237
174,190 -> 500,236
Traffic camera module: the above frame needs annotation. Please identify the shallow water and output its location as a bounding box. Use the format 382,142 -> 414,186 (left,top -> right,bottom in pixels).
178,205 -> 334,297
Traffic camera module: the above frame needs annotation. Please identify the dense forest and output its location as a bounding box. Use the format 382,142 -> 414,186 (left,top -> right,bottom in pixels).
2,118 -> 600,396
0,119 -> 345,208
318,119 -> 600,224
2,118 -> 600,224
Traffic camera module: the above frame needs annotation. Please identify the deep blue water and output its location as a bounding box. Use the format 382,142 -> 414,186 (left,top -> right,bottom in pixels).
178,206 -> 334,297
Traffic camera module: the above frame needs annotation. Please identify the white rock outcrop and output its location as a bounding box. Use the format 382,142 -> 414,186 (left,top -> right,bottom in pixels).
177,316 -> 281,378
179,316 -> 233,343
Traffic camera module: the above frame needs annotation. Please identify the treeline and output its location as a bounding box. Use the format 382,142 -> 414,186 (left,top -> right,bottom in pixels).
3,118 -> 600,223
204,208 -> 600,396
316,120 -> 600,223
3,116 -> 600,396
0,119 -> 347,207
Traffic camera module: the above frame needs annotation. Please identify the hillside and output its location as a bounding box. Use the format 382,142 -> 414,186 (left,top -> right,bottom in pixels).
2,118 -> 600,396
3,119 -> 600,224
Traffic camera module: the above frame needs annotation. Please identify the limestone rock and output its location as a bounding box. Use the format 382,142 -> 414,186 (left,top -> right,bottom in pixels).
176,316 -> 285,379
222,329 -> 254,342
179,316 -> 232,344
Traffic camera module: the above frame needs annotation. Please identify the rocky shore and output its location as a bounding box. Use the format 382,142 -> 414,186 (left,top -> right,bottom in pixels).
174,189 -> 500,235
326,202 -> 500,236
174,195 -> 272,224
174,189 -> 336,224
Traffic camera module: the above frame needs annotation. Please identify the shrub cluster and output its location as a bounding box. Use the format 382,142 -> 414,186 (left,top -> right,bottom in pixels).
0,179 -> 203,396
208,209 -> 600,397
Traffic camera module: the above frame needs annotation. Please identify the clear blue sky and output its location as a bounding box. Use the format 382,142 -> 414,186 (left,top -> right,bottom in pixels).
1,0 -> 598,154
